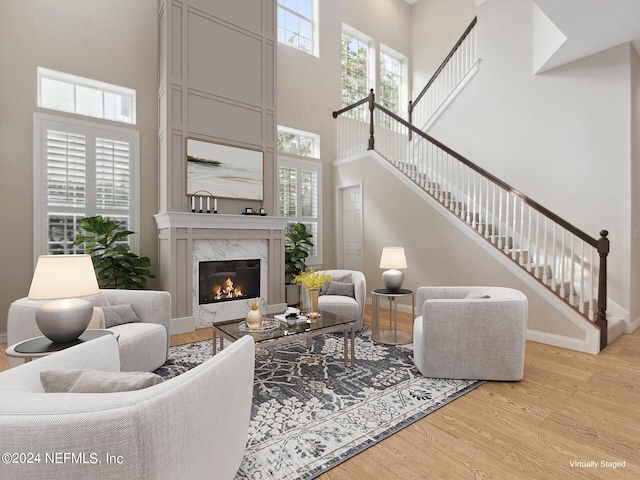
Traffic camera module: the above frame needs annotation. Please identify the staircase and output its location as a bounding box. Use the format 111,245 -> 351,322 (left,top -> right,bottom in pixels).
332,16 -> 615,350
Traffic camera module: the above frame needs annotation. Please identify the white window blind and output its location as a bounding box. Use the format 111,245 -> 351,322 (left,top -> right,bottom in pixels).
277,126 -> 322,264
34,114 -> 139,257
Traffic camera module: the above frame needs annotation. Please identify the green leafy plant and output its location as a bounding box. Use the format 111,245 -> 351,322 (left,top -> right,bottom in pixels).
284,223 -> 314,282
73,215 -> 154,289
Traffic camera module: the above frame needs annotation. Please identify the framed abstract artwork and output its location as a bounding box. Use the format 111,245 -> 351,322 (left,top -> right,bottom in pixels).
186,138 -> 264,201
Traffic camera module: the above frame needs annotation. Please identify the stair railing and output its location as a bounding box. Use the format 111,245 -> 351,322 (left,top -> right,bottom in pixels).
409,16 -> 478,134
334,90 -> 610,350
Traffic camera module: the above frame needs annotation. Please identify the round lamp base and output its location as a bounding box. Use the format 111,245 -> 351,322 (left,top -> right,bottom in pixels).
382,269 -> 405,292
36,298 -> 93,343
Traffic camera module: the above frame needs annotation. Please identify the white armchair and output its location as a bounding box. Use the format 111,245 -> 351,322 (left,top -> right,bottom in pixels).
413,286 -> 528,381
0,333 -> 255,480
301,269 -> 367,331
7,289 -> 171,371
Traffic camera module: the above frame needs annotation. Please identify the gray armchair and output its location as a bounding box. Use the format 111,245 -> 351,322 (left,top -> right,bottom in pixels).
413,286 -> 528,381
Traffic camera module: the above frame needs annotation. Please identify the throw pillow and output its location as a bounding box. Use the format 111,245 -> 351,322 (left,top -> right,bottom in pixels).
101,304 -> 141,328
320,281 -> 355,299
319,273 -> 353,295
40,369 -> 164,393
465,291 -> 491,299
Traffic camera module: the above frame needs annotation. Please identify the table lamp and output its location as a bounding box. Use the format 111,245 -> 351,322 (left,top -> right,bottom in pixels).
28,254 -> 100,343
379,247 -> 407,292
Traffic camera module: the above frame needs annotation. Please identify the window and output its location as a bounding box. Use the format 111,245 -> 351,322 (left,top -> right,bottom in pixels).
277,0 -> 316,55
277,127 -> 322,264
379,47 -> 406,129
34,114 -> 139,257
379,49 -> 404,116
38,67 -> 136,125
341,27 -> 373,122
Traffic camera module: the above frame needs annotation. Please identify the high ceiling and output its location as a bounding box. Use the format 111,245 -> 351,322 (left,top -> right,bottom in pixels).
534,0 -> 640,71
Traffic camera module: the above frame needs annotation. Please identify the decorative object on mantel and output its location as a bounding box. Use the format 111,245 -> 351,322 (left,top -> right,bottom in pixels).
186,138 -> 264,201
190,190 -> 217,214
242,207 -> 267,216
380,246 -> 408,292
245,299 -> 263,330
293,269 -> 331,319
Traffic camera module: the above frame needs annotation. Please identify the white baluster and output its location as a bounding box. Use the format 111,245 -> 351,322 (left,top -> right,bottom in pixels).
578,240 -> 584,314
568,234 -> 576,306
543,218 -> 549,285
589,247 -> 596,320
551,224 -> 557,291
527,205 -> 532,271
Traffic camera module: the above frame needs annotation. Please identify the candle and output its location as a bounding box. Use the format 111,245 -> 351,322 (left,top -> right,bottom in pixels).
206,197 -> 211,212
214,198 -> 218,213
191,196 -> 195,211
199,196 -> 203,212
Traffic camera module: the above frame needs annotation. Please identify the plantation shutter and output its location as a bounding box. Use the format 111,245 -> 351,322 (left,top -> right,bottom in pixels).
35,114 -> 137,256
278,160 -> 321,261
96,137 -> 131,210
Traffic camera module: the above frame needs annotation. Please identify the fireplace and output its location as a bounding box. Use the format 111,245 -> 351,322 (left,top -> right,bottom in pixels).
199,259 -> 260,305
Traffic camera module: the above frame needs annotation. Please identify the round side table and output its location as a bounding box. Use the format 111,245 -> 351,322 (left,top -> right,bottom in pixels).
371,288 -> 414,345
6,329 -> 119,363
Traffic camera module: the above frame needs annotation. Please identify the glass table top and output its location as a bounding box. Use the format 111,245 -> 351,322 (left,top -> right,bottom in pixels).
212,309 -> 354,343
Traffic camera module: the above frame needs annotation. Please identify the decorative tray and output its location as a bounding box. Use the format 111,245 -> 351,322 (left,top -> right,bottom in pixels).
274,314 -> 309,324
238,318 -> 281,333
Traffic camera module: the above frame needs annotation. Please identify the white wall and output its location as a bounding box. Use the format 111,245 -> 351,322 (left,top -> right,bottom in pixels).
0,0 -> 158,335
277,0 -> 412,268
410,0 -> 477,99
418,0 -> 635,320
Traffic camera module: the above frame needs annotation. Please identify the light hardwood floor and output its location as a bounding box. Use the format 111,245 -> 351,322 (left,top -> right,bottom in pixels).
2,307 -> 638,479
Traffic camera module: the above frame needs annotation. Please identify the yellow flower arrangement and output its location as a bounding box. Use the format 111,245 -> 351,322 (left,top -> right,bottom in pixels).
292,269 -> 331,290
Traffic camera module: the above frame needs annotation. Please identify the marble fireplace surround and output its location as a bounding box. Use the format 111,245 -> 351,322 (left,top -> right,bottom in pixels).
154,212 -> 288,333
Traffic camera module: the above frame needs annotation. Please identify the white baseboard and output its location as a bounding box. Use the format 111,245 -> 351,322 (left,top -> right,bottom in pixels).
170,316 -> 196,336
526,329 -> 599,355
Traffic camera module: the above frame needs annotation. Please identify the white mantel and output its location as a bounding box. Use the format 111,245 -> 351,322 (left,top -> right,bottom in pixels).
154,212 -> 288,332
154,212 -> 289,230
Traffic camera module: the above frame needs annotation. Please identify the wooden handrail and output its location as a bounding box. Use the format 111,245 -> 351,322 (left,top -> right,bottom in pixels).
410,16 -> 477,111
374,100 -> 602,247
334,93 -> 610,350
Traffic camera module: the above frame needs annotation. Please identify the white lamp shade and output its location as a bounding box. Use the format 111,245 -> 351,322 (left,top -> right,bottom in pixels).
28,254 -> 100,300
379,247 -> 407,269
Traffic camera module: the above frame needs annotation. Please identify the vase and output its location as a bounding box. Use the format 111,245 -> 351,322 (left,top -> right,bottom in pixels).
246,302 -> 263,330
307,288 -> 321,319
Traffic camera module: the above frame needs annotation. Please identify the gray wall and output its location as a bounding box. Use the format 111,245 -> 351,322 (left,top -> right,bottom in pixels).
0,0 -> 158,336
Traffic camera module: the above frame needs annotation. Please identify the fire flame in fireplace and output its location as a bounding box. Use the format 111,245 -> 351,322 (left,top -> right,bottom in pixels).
213,278 -> 243,300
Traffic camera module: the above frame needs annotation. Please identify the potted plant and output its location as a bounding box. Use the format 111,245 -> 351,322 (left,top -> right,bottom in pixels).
284,222 -> 314,306
73,215 -> 155,289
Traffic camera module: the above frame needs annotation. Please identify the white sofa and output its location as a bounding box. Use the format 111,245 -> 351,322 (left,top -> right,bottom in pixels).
413,286 -> 528,381
301,269 -> 367,331
0,333 -> 255,480
7,290 -> 171,371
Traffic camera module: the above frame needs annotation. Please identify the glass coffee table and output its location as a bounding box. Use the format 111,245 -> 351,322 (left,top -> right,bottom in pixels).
211,310 -> 356,367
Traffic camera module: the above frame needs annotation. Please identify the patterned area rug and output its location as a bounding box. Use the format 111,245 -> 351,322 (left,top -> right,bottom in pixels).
155,328 -> 483,479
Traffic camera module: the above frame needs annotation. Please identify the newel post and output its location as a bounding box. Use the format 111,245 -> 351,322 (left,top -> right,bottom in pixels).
595,230 -> 609,351
408,100 -> 413,141
368,89 -> 375,150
